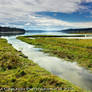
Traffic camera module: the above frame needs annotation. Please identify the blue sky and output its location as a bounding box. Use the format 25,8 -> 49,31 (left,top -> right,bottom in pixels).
36,11 -> 92,22
0,0 -> 92,30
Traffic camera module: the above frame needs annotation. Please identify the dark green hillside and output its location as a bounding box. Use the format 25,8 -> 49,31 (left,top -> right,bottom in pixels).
0,26 -> 25,36
61,28 -> 92,34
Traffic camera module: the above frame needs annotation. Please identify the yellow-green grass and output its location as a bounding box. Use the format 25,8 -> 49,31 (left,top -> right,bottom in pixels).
17,36 -> 92,71
0,38 -> 84,92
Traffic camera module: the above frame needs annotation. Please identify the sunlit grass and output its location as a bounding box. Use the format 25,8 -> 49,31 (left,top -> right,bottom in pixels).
0,38 -> 84,92
17,36 -> 92,71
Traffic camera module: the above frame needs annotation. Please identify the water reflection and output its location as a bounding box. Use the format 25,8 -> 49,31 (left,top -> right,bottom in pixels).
0,32 -> 25,37
24,31 -> 67,36
3,36 -> 92,91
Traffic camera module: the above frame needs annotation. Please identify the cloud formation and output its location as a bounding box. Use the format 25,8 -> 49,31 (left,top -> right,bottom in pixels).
0,0 -> 83,13
0,0 -> 92,30
85,0 -> 92,2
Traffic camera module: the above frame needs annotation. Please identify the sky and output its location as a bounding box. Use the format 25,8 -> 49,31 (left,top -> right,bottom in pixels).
0,0 -> 92,30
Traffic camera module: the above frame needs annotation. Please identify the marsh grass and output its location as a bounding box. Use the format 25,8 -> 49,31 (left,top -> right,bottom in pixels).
17,36 -> 92,71
0,38 -> 84,92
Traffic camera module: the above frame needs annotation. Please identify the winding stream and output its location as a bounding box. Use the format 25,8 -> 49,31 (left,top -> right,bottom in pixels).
3,36 -> 92,91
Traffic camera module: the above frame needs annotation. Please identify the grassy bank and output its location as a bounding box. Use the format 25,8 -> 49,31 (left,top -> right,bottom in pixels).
25,35 -> 85,37
17,36 -> 92,71
0,38 -> 83,92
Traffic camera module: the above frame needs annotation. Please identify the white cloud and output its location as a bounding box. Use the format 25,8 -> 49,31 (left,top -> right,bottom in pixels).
0,0 -> 92,30
21,14 -> 92,29
0,0 -> 83,13
1,13 -> 92,30
85,0 -> 92,2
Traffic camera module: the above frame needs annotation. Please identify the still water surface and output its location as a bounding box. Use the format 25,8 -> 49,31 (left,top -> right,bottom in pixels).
2,31 -> 92,90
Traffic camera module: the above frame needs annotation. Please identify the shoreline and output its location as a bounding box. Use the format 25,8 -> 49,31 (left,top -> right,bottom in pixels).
0,38 -> 83,91
17,35 -> 92,71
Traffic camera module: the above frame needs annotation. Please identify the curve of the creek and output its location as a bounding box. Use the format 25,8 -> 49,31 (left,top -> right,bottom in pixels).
3,36 -> 92,91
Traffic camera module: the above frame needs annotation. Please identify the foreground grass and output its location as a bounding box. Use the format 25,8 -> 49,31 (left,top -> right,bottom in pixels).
17,36 -> 92,71
0,38 -> 83,92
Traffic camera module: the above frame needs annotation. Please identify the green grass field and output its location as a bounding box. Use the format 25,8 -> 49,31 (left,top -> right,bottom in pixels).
0,38 -> 84,92
17,36 -> 92,71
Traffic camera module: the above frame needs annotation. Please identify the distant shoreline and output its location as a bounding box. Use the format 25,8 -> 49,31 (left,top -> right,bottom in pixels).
60,28 -> 92,34
0,26 -> 25,36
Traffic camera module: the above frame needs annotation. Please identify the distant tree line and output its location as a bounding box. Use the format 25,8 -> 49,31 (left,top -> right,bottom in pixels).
61,28 -> 92,33
0,26 -> 25,33
0,26 -> 25,36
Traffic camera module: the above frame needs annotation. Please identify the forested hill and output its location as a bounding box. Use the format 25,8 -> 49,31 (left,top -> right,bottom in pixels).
61,28 -> 92,33
0,26 -> 25,34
